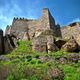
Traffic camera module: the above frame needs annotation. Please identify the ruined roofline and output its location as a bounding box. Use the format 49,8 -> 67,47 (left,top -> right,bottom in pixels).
61,22 -> 80,30
43,8 -> 54,18
13,17 -> 28,21
11,8 -> 56,28
42,8 -> 56,28
68,22 -> 80,27
43,8 -> 49,11
13,17 -> 38,21
13,8 -> 51,21
42,8 -> 50,16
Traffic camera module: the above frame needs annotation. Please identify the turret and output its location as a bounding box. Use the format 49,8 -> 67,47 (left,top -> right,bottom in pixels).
42,8 -> 55,30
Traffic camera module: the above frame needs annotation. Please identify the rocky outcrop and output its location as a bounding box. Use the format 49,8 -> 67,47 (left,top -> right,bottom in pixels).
0,29 -> 18,54
61,37 -> 78,52
32,35 -> 47,52
4,34 -> 18,53
61,22 -> 80,49
0,29 -> 4,54
32,29 -> 59,53
32,29 -> 80,53
47,42 -> 59,53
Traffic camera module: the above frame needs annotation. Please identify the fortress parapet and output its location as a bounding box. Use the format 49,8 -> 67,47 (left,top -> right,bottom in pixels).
13,17 -> 28,21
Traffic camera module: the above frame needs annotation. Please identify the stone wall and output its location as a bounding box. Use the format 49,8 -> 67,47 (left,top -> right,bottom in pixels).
4,8 -> 62,53
5,8 -> 61,40
4,8 -> 80,52
55,24 -> 62,37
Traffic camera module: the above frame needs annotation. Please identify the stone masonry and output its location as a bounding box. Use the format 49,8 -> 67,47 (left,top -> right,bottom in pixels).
4,8 -> 80,53
5,8 -> 62,53
5,8 -> 62,40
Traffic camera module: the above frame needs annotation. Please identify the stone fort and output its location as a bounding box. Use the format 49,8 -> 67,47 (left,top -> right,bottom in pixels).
0,8 -> 80,53
5,8 -> 61,40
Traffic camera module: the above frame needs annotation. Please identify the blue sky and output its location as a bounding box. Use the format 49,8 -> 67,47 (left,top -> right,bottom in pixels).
0,0 -> 80,30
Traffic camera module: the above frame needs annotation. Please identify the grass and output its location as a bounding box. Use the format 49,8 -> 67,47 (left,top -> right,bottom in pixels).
0,40 -> 80,80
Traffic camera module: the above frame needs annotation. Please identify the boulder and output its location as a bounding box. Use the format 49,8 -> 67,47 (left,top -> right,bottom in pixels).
32,29 -> 59,53
39,55 -> 54,63
67,53 -> 80,63
59,57 -> 67,64
4,34 -> 18,53
32,35 -> 47,52
49,68 -> 64,80
47,42 -> 59,53
0,55 -> 10,61
32,37 -> 59,53
61,37 -> 78,52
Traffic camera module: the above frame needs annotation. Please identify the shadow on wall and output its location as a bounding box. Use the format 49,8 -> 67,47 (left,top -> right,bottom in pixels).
55,24 -> 62,38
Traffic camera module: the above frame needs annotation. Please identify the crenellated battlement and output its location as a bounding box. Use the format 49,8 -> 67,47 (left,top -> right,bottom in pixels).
13,17 -> 28,21
13,17 -> 38,22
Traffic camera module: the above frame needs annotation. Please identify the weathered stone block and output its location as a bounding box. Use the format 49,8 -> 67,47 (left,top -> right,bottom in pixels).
32,35 -> 47,52
32,29 -> 59,53
4,34 -> 18,53
61,37 -> 78,52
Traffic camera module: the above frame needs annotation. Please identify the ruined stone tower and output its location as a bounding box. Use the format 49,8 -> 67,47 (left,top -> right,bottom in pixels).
5,8 -> 61,40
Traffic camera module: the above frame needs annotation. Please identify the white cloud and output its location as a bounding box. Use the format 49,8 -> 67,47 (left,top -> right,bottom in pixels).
0,1 -> 23,31
70,18 -> 80,23
0,0 -> 40,31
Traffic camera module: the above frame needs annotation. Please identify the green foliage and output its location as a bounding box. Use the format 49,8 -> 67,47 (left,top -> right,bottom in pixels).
0,40 -> 80,80
17,40 -> 32,53
60,64 -> 80,80
7,75 -> 15,80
